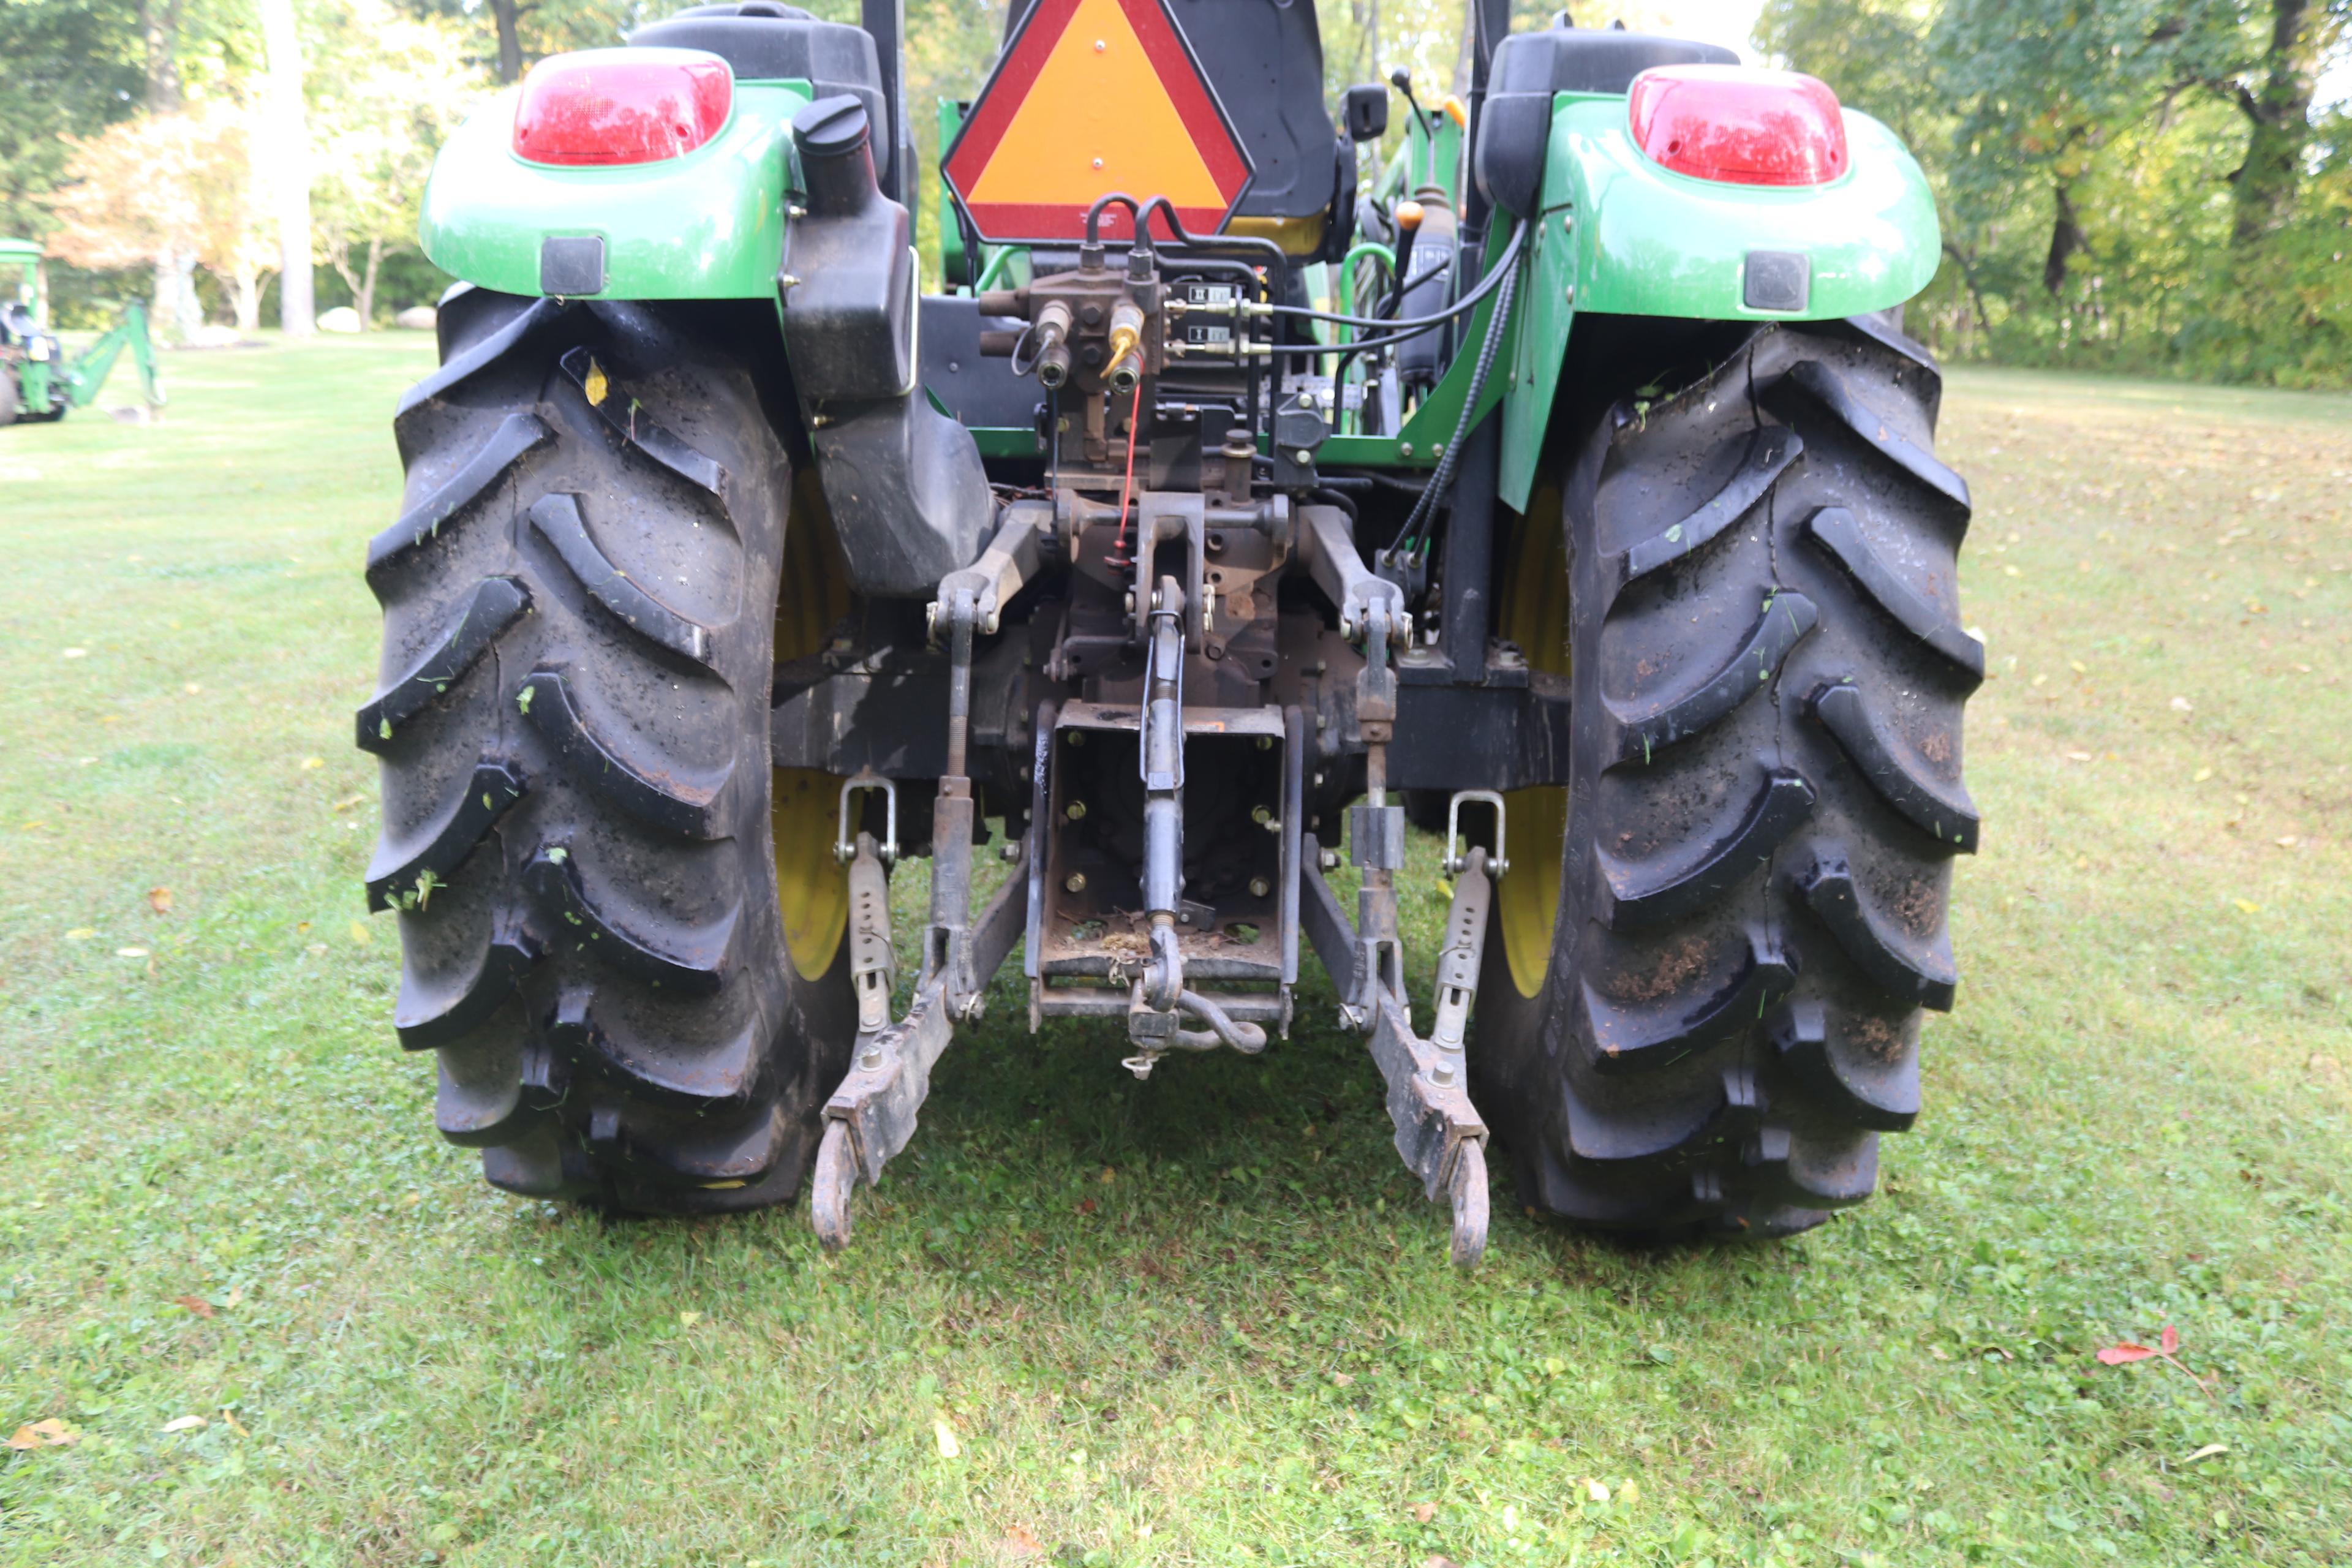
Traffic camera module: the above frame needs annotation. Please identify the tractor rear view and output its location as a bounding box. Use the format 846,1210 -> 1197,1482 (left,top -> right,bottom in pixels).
364,0 -> 1976,1264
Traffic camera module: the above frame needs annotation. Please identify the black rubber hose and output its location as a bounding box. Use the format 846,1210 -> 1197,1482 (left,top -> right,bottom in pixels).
1392,251 -> 1520,556
1264,224 -> 1521,332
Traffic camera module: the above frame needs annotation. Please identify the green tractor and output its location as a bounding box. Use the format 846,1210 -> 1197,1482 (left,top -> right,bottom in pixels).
364,0 -> 1976,1264
0,239 -> 165,424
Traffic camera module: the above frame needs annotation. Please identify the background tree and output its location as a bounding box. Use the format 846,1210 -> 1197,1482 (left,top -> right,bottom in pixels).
45,101 -> 274,331
398,0 -> 645,81
307,0 -> 481,324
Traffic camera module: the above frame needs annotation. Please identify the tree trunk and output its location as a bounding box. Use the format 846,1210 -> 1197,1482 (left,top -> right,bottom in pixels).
175,250 -> 202,334
2043,184 -> 2087,295
492,0 -> 524,83
141,0 -> 185,344
257,0 -> 315,336
2231,0 -> 2318,246
214,265 -> 266,334
358,237 -> 383,328
140,0 -> 184,110
151,252 -> 181,344
1942,239 -> 1994,337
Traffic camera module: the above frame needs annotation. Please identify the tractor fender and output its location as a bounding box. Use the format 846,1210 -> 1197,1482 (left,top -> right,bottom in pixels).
418,79 -> 813,301
1494,92 -> 1940,511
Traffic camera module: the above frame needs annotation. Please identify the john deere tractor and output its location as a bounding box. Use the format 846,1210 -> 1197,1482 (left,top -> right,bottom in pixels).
364,0 -> 1977,1263
0,239 -> 164,424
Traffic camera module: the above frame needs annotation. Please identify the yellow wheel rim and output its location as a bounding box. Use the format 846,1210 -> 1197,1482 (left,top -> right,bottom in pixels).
772,470 -> 854,981
1494,481 -> 1569,998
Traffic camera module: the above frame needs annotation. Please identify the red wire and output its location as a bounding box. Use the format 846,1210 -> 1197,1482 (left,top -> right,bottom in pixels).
1112,379 -> 1143,560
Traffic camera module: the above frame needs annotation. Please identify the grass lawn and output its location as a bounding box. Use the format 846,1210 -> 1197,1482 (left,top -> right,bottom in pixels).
1,334 -> 2348,1567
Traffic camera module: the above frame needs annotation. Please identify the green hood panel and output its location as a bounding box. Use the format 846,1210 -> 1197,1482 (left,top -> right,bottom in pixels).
418,80 -> 812,300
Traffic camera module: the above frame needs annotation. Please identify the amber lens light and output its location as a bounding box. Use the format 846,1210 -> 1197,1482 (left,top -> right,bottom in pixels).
1626,66 -> 1847,187
513,48 -> 734,167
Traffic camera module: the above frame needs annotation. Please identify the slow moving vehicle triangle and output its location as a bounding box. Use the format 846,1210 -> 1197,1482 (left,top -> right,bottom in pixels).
943,0 -> 1251,243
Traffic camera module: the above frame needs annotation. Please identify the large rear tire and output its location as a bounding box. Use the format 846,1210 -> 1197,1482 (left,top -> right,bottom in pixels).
1474,315 -> 1978,1238
362,289 -> 858,1213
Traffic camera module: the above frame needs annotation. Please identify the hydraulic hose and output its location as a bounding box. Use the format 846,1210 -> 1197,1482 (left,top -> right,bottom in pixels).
1263,222 -> 1523,333
1392,249 -> 1520,559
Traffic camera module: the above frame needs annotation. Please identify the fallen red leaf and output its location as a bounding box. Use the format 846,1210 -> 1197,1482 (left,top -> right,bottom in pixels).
1003,1524 -> 1044,1558
1411,1501 -> 1438,1523
147,886 -> 173,914
2097,1323 -> 2204,1393
1077,1198 -> 1096,1215
173,1295 -> 215,1317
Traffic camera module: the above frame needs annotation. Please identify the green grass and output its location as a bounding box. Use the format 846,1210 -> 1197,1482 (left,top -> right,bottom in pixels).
2,337 -> 2349,1567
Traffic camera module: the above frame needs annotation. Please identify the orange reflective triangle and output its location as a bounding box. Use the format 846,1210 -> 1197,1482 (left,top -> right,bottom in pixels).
943,0 -> 1252,244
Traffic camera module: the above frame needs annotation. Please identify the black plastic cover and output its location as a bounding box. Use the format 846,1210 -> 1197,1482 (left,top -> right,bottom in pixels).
538,235 -> 605,296
1343,83 -> 1389,143
1743,249 -> 1809,312
918,295 -> 1037,429
1474,28 -> 1738,217
780,96 -> 912,402
1488,26 -> 1737,96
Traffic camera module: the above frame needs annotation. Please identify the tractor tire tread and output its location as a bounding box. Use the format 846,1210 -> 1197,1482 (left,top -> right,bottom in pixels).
366,293 -> 853,1213
1475,318 -> 1975,1239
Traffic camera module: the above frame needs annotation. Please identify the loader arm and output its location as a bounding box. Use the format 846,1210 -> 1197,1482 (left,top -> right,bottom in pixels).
65,304 -> 165,410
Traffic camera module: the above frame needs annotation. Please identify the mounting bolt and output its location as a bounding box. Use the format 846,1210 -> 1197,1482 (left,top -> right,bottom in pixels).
1564,283 -> 1577,305
1000,842 -> 1020,862
1249,876 -> 1271,897
858,1047 -> 883,1071
1256,736 -> 1273,750
1065,799 -> 1088,820
1067,729 -> 1085,746
1292,448 -> 1313,465
1430,1063 -> 1456,1087
1064,872 -> 1088,893
1562,210 -> 1575,233
1250,805 -> 1271,825
1400,442 -> 1414,458
1319,848 -> 1340,871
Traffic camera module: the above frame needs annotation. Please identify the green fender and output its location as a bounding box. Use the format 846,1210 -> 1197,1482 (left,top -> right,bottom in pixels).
1496,92 -> 1940,511
418,80 -> 815,300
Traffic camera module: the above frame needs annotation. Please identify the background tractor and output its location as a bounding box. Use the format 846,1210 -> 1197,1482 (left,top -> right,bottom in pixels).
0,239 -> 165,424
364,0 -> 1977,1264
